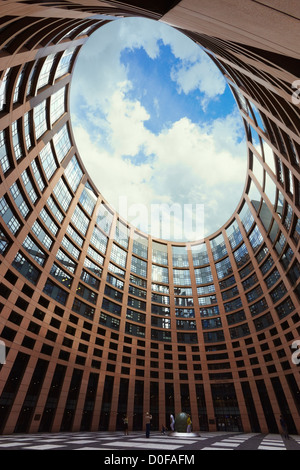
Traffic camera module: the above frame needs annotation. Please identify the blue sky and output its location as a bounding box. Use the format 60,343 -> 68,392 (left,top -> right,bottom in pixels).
70,17 -> 247,241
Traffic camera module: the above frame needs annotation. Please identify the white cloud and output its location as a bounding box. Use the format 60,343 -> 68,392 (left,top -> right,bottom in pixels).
71,17 -> 247,240
73,97 -> 246,239
71,17 -> 226,112
170,55 -> 226,100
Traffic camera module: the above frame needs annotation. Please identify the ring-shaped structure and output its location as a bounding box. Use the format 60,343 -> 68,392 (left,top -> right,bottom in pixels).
0,0 -> 299,435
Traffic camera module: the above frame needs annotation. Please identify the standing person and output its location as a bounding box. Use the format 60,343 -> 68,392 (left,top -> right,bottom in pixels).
170,414 -> 175,432
145,411 -> 152,438
187,414 -> 192,433
280,415 -> 289,439
123,414 -> 129,436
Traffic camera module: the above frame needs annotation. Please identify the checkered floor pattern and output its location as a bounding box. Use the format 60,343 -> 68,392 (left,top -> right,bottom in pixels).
0,431 -> 299,450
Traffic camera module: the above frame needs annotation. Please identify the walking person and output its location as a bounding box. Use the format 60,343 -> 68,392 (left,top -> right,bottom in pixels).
123,414 -> 129,436
280,415 -> 289,439
187,414 -> 192,433
145,411 -> 152,438
170,414 -> 175,432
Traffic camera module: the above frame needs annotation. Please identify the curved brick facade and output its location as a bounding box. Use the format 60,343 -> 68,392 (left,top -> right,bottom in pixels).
0,0 -> 299,435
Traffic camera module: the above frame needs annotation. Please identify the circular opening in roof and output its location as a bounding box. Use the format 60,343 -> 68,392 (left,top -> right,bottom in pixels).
70,17 -> 247,241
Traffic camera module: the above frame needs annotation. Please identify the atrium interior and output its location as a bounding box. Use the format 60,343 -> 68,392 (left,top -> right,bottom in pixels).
0,0 -> 299,436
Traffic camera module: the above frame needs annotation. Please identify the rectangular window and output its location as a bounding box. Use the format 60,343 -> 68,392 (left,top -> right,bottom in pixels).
175,308 -> 195,318
233,243 -> 249,268
152,241 -> 168,265
87,246 -> 104,265
84,257 -> 102,278
246,286 -> 263,303
37,53 -> 56,89
172,245 -> 189,267
215,257 -> 233,279
0,225 -> 10,254
191,243 -> 209,266
80,269 -> 100,290
71,205 -> 89,236
195,266 -> 213,284
270,281 -> 287,303
53,178 -> 72,212
0,196 -> 21,234
224,297 -> 243,312
33,100 -> 47,139
239,204 -> 254,232
229,323 -> 250,339
100,312 -> 120,330
32,220 -> 53,250
21,169 -> 38,204
109,262 -> 125,278
53,124 -> 71,163
0,69 -> 10,111
39,209 -> 58,236
79,183 -> 97,216
10,182 -> 30,218
76,282 -> 98,305
127,308 -> 146,324
210,234 -> 227,261
12,120 -> 23,161
200,306 -> 219,317
104,285 -> 123,302
40,142 -> 57,180
110,243 -> 127,268
249,225 -> 264,252
114,220 -> 129,249
13,65 -> 26,103
152,291 -> 169,305
127,296 -> 146,311
107,273 -> 124,290
50,87 -> 66,125
12,251 -> 40,284
61,236 -> 80,259
31,159 -> 45,192
152,264 -> 168,283
126,322 -> 145,338
43,278 -> 68,305
102,298 -> 121,316
24,112 -> 32,150
50,263 -> 73,289
56,248 -> 77,273
22,235 -> 47,266
202,317 -> 222,329
226,221 -> 243,249
132,236 -> 148,259
131,256 -> 147,278
47,196 -> 64,223
55,48 -> 76,79
253,313 -> 274,331
0,130 -> 10,174
90,226 -> 108,254
275,297 -> 295,319
64,155 -> 83,192
67,224 -> 84,247
96,204 -> 113,235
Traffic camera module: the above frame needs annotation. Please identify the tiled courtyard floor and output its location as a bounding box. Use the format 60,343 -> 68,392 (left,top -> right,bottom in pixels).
0,430 -> 299,451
